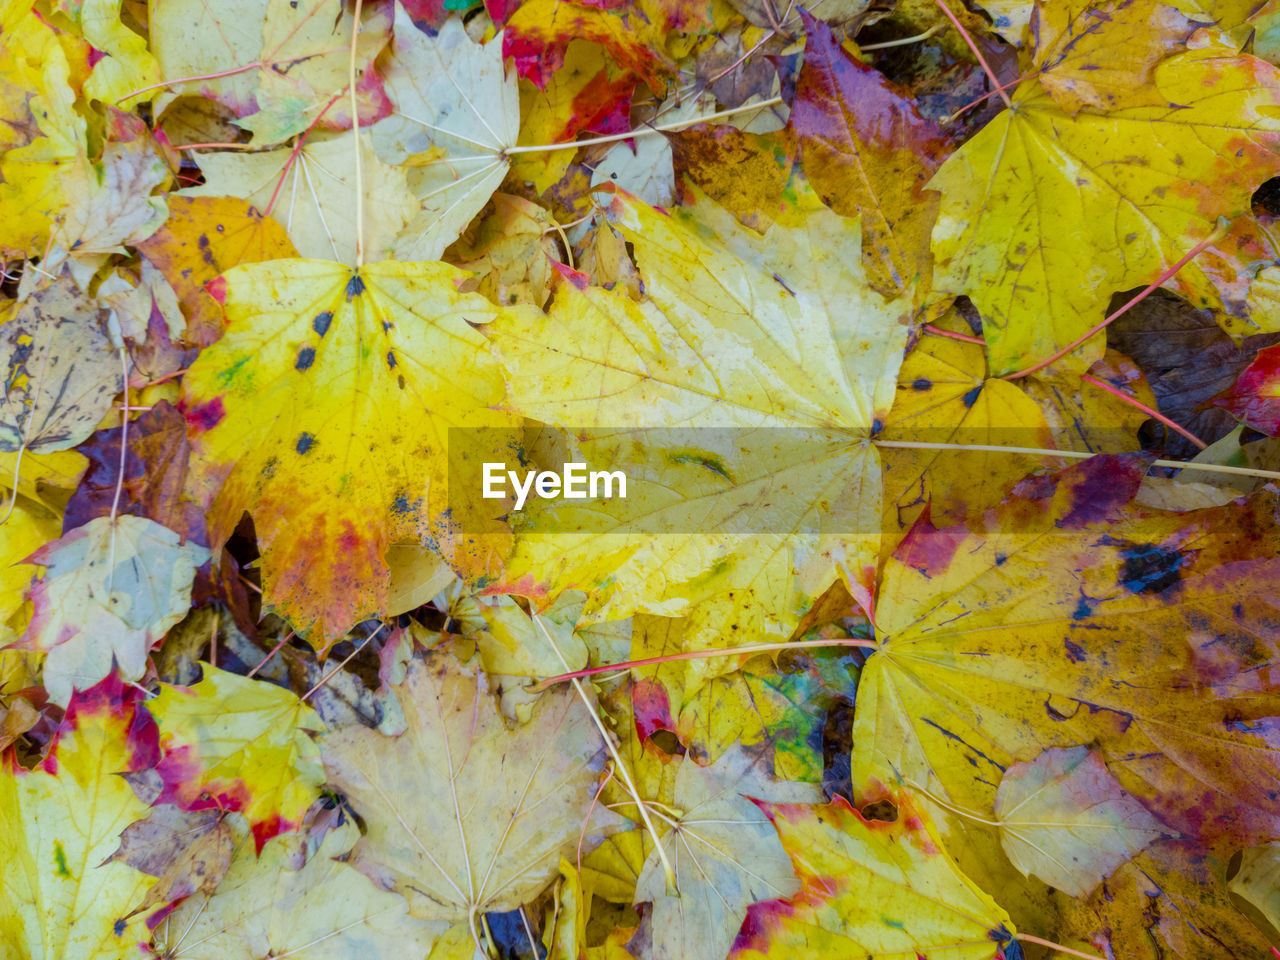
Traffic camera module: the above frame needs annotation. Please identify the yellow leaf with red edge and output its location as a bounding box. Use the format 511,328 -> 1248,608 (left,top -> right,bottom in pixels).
930,11 -> 1280,374
730,793 -> 1019,960
181,259 -> 520,642
148,663 -> 325,851
0,678 -> 158,960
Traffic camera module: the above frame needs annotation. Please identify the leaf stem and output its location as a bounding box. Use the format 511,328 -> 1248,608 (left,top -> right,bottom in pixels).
1080,373 -> 1207,450
922,323 -> 984,344
116,49 -> 347,103
300,621 -> 385,702
873,439 -> 1280,480
859,24 -> 945,51
503,97 -> 783,156
919,326 -> 1209,452
928,0 -> 1011,109
1003,219 -> 1232,381
348,0 -> 365,268
246,630 -> 295,678
528,638 -> 875,693
106,344 -> 132,593
262,94 -> 343,218
531,611 -> 679,895
1015,933 -> 1107,960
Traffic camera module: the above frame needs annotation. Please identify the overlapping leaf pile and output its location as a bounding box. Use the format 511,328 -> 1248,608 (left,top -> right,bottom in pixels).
3,0 -> 1280,957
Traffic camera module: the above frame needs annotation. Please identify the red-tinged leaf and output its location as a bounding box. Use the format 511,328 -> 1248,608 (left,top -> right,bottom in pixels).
148,664 -> 325,853
503,0 -> 675,90
0,677 -> 161,960
732,794 -> 1017,960
63,400 -> 206,547
792,10 -> 952,299
1211,342 -> 1280,435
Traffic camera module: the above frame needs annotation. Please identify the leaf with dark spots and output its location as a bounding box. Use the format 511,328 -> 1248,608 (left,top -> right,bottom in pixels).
668,123 -> 795,231
0,274 -> 119,455
853,460 -> 1280,909
1114,541 -> 1191,595
136,196 -> 298,348
181,260 -> 519,643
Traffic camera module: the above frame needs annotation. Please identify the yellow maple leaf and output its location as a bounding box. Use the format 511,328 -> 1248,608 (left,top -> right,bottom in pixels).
731,793 -> 1018,960
0,681 -> 157,959
852,457 -> 1280,866
148,664 -> 325,850
490,192 -> 908,655
182,258 -> 518,641
930,18 -> 1280,374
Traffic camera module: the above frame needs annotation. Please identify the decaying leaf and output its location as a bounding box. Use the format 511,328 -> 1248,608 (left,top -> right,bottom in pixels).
150,816 -> 455,960
322,644 -> 612,927
731,793 -> 1019,960
0,275 -> 119,455
993,746 -> 1171,897
852,455 -> 1280,856
104,804 -> 236,919
17,514 -> 209,706
632,744 -> 823,960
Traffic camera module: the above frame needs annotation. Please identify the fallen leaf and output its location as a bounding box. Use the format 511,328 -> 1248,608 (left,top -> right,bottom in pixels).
0,275 -> 119,455
181,258 -> 519,641
0,678 -> 158,960
791,11 -> 951,299
1211,342 -> 1280,436
322,643 -> 612,926
136,195 -> 299,347
148,663 -> 326,850
18,514 -> 209,706
1061,838 -> 1277,960
730,792 -> 1019,960
993,745 -> 1171,897
633,744 -> 823,960
852,454 -> 1280,855
103,804 -> 235,919
491,192 -> 908,651
149,815 -> 455,959
930,17 -> 1280,373
371,8 -> 520,260
187,132 -> 416,265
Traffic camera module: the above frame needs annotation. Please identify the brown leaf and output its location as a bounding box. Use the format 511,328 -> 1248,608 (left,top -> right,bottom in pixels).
104,805 -> 235,918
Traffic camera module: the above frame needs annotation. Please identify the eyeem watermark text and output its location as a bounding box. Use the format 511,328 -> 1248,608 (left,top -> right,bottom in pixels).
482,462 -> 628,511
